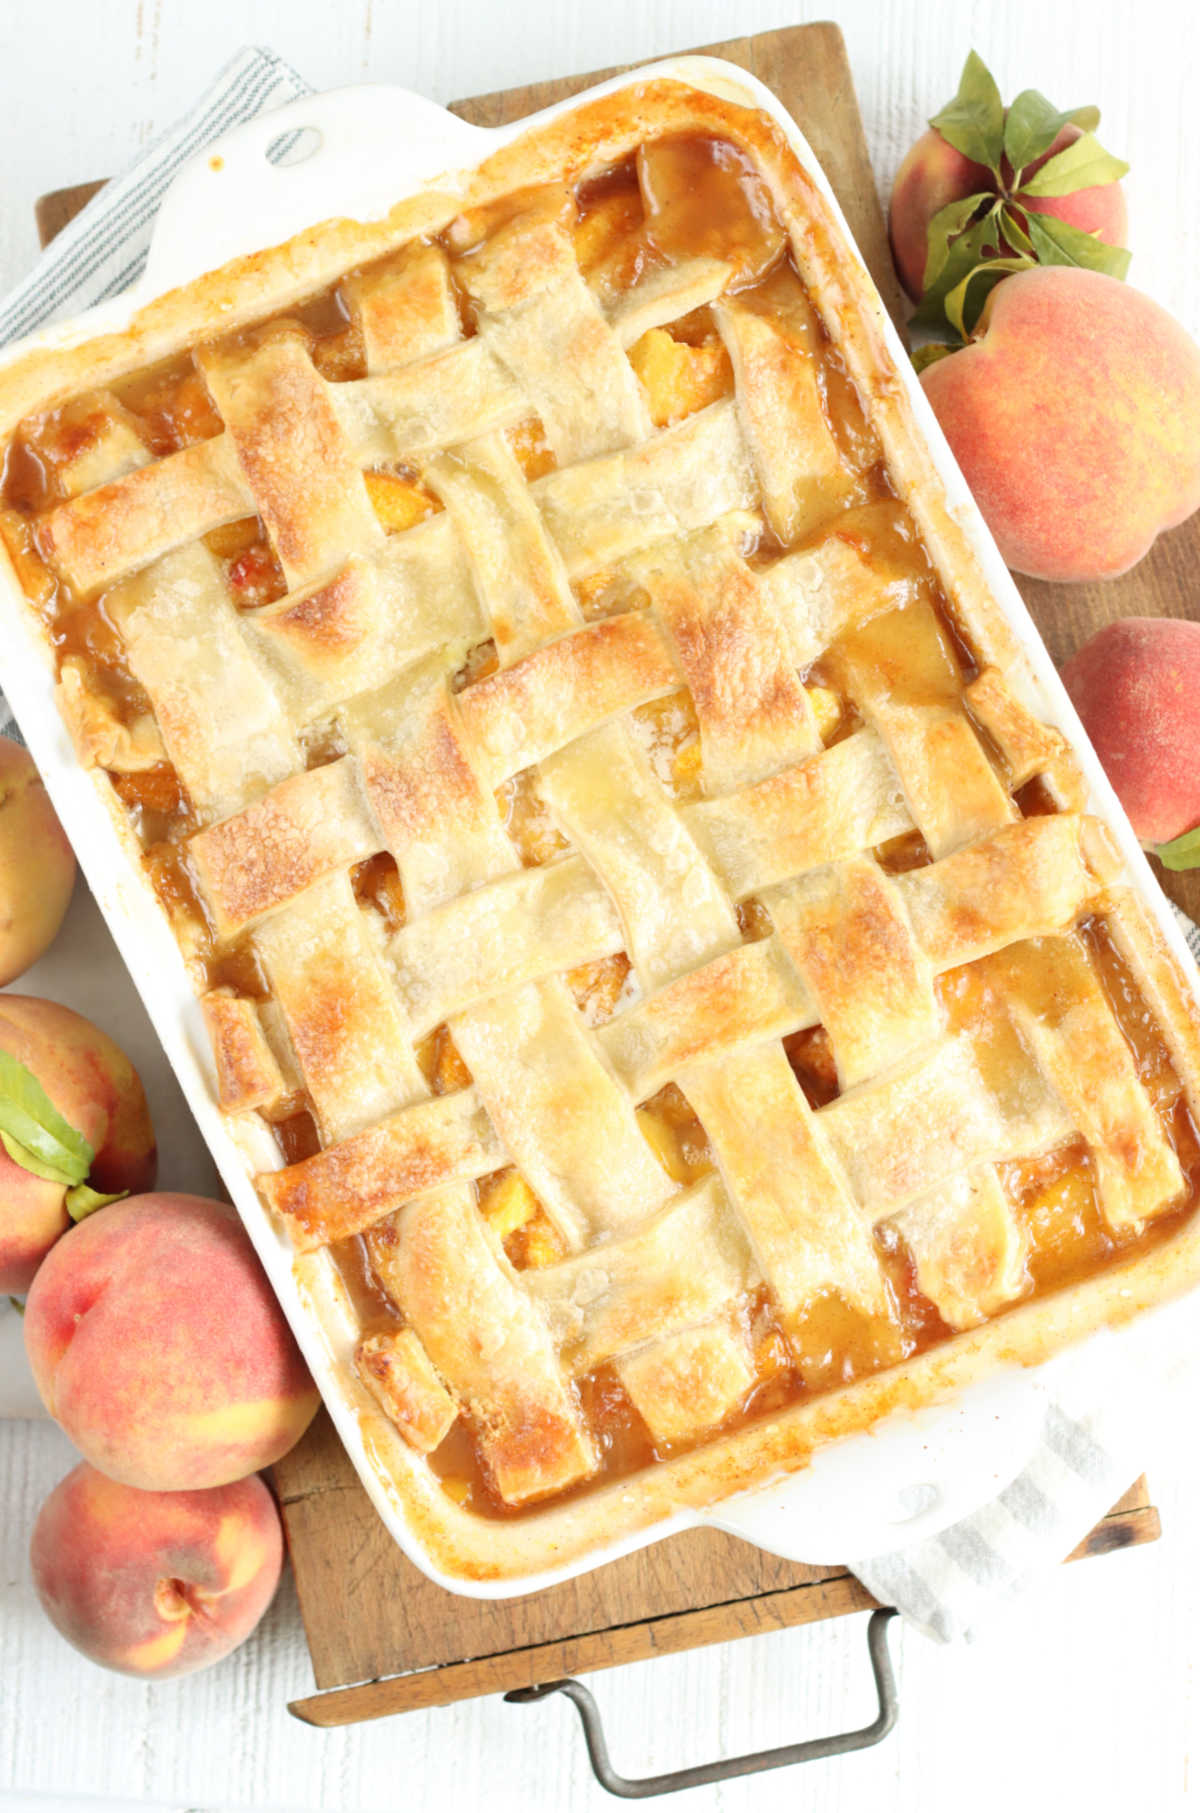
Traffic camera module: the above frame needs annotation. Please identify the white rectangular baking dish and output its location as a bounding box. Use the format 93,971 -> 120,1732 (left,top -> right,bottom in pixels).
2,56 -> 1199,1597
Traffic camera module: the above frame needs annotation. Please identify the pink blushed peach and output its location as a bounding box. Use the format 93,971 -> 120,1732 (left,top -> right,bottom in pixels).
1062,618 -> 1200,845
0,996 -> 156,1295
30,1462 -> 283,1678
25,1193 -> 319,1489
920,267 -> 1200,581
0,736 -> 75,985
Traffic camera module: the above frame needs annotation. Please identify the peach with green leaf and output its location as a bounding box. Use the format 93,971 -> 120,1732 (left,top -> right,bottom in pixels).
889,51 -> 1129,341
1061,618 -> 1200,866
919,267 -> 1200,581
30,1462 -> 283,1679
0,996 -> 156,1295
0,736 -> 75,986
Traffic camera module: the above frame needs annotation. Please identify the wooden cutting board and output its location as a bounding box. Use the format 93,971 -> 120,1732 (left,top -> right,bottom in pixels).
37,19 -> 1170,1728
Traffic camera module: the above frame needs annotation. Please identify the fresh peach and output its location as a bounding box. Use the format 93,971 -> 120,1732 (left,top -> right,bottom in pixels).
1018,125 -> 1128,252
30,1461 -> 283,1678
0,737 -> 75,984
1061,618 -> 1200,846
890,121 -> 1127,303
0,996 -> 156,1295
921,267 -> 1200,580
889,128 -> 994,301
25,1194 -> 319,1489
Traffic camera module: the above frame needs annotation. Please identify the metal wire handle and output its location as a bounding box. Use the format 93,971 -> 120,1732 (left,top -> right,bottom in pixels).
504,1606 -> 899,1799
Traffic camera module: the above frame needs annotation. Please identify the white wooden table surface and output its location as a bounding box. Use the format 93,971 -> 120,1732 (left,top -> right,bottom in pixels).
2,2 -> 1199,1809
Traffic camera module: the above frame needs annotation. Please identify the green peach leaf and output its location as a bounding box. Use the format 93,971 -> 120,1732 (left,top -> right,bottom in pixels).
910,207 -> 1007,330
1003,89 -> 1101,177
911,341 -> 957,373
1154,828 -> 1200,871
7,1296 -> 24,1315
1023,211 -> 1132,278
929,50 -> 1006,173
64,1183 -> 127,1223
0,1130 -> 74,1184
921,191 -> 995,294
943,257 -> 1031,339
1020,130 -> 1129,197
0,1052 -> 92,1188
998,203 -> 1035,256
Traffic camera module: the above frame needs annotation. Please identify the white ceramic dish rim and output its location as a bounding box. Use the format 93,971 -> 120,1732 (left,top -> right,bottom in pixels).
0,56 -> 1196,1598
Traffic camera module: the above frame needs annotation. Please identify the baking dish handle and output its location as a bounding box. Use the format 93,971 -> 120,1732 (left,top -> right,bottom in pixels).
504,1606 -> 898,1799
140,85 -> 492,301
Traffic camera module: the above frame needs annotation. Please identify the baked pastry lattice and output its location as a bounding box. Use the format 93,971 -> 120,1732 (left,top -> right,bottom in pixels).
3,84 -> 1198,1573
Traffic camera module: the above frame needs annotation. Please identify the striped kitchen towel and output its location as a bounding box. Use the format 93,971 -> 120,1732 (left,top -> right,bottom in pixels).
0,46 -> 308,347
855,1401 -> 1147,1643
0,43 -> 1194,1644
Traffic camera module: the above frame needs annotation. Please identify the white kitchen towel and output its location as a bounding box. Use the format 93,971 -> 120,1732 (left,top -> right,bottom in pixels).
1,42 -> 1195,1644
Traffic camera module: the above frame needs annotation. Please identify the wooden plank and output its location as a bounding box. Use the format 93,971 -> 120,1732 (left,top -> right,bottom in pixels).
288,1574 -> 879,1727
280,1409 -> 1160,1698
35,178 -> 106,248
277,1414 -> 852,1692
35,19 -> 1167,1720
287,1476 -> 1159,1727
1099,1475 -> 1153,1521
1068,1494 -> 1161,1562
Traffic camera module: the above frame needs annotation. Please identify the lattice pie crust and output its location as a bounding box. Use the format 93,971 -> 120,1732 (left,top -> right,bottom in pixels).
2,80 -> 1199,1582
